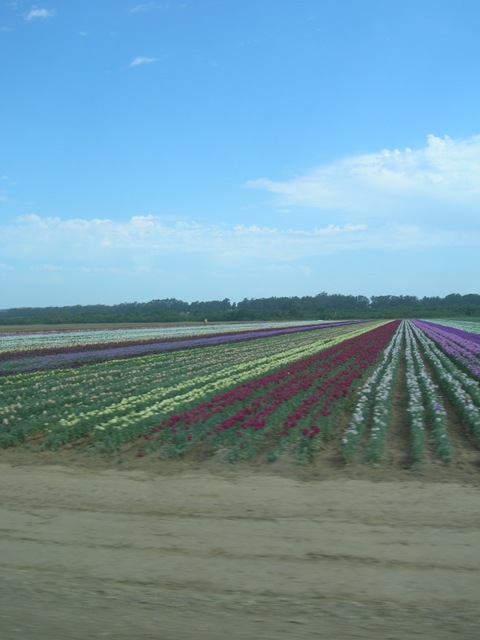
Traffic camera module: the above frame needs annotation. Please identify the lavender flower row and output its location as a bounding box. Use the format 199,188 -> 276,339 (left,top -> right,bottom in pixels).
0,321 -> 362,376
418,320 -> 480,344
412,320 -> 480,379
0,320 -> 341,355
410,321 -> 480,445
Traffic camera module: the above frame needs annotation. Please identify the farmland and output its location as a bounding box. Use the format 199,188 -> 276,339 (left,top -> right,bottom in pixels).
1,317 -> 480,640
1,317 -> 479,477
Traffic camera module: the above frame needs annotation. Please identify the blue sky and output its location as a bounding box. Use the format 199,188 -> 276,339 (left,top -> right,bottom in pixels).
1,0 -> 480,309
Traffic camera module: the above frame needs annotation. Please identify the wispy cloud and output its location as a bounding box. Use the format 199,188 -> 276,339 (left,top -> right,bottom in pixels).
130,56 -> 158,67
128,2 -> 157,13
0,176 -> 7,202
246,134 -> 480,224
1,213 -> 478,306
1,214 -> 478,275
24,7 -> 55,21
128,2 -> 178,13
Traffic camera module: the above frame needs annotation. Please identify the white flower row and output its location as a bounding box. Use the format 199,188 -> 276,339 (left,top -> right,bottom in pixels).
0,320 -> 332,354
404,325 -> 426,464
405,321 -> 451,461
343,321 -> 404,461
363,323 -> 404,463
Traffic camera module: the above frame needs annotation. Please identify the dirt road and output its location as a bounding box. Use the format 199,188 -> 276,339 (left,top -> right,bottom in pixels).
1,460 -> 479,639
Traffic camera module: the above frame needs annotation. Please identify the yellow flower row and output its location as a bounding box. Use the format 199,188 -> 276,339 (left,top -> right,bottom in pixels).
3,320 -> 388,442
85,321 -> 385,433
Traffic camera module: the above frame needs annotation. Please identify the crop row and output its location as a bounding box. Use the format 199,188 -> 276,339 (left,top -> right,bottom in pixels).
342,319 -> 479,465
409,321 -> 480,445
426,318 -> 480,335
1,318 -> 479,468
342,321 -> 403,463
138,321 -> 400,462
0,320 -> 362,375
0,320 -> 336,354
0,320 -> 380,449
138,318 -> 480,466
412,320 -> 480,379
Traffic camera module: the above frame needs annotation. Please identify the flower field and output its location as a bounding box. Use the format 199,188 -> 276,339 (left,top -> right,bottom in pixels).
0,320 -> 359,375
1,318 -> 480,470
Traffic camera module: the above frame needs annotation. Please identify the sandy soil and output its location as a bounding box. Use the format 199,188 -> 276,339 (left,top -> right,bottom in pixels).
1,455 -> 479,640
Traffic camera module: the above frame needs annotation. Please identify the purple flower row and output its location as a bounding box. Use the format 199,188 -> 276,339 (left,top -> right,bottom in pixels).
0,321 -> 363,376
417,320 -> 480,345
412,320 -> 480,379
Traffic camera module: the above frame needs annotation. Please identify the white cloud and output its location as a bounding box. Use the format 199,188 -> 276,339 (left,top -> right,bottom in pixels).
2,213 -> 479,306
1,214 -> 479,276
30,263 -> 63,271
246,134 -> 480,222
130,56 -> 158,67
25,8 -> 55,21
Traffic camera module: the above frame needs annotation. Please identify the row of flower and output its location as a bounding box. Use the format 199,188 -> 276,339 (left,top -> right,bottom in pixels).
412,319 -> 480,379
0,320 -> 379,449
426,318 -> 480,336
137,321 -> 401,462
0,320 -> 358,356
2,317 -> 479,466
409,320 -> 480,446
0,320 -> 362,375
0,320 -> 332,353
342,321 -> 404,463
342,319 -> 479,466
403,321 -> 451,464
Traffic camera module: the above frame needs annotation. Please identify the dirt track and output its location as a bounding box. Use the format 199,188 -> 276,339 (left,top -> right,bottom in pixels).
1,457 -> 479,640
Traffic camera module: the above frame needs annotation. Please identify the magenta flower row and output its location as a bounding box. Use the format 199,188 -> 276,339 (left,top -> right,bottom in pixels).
141,320 -> 401,459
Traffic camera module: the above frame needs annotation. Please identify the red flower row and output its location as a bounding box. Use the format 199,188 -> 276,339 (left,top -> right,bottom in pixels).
142,321 -> 400,459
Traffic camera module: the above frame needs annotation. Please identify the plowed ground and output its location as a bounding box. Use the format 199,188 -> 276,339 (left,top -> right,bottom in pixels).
1,445 -> 479,640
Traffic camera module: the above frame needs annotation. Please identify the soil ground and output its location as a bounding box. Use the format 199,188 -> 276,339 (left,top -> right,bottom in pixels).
2,321 -> 480,638
1,450 -> 479,640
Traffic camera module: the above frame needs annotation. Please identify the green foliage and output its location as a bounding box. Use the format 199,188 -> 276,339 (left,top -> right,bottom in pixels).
1,292 -> 479,325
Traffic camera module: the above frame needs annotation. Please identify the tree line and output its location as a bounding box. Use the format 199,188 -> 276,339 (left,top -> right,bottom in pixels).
0,292 -> 479,325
